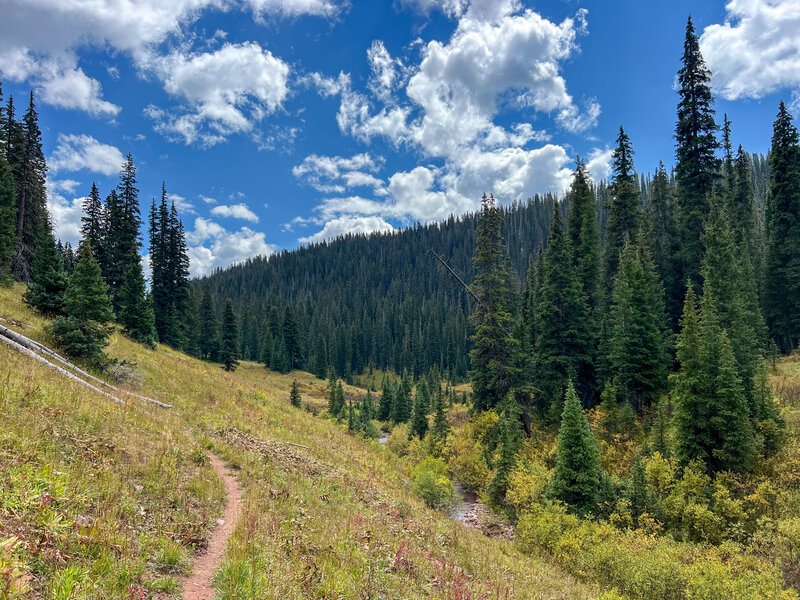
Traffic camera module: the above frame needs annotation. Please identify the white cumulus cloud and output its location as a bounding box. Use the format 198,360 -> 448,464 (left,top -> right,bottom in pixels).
186,216 -> 277,275
211,202 -> 260,222
49,134 -> 125,176
701,0 -> 800,101
299,215 -> 394,243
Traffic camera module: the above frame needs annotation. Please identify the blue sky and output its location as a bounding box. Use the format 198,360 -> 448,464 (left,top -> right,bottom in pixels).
1,0 -> 798,275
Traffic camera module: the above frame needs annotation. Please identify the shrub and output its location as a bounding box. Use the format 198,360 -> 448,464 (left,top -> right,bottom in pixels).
411,456 -> 455,509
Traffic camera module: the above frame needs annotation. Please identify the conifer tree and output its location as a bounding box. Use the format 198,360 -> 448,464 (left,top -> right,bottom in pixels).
764,101 -> 800,351
327,370 -> 339,414
602,126 -> 640,298
198,288 -> 219,361
469,194 -> 520,412
347,400 -> 357,432
391,370 -> 412,423
546,381 -> 603,514
568,158 -> 599,306
220,298 -> 239,372
289,380 -> 301,408
23,231 -> 67,315
534,203 -> 591,417
431,385 -> 451,443
313,334 -> 328,379
12,93 -> 48,283
378,376 -> 394,421
81,182 -> 105,258
608,240 -> 669,412
647,162 -> 681,325
334,380 -> 346,419
283,304 -> 302,371
0,150 -> 17,284
487,394 -> 522,505
118,258 -> 157,348
47,244 -> 113,363
675,16 -> 719,288
410,380 -> 430,439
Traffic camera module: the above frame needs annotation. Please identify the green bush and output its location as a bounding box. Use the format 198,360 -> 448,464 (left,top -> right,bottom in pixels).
515,502 -> 796,599
411,456 -> 455,509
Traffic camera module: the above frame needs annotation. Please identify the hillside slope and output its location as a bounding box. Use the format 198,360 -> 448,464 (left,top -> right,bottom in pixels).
0,283 -> 595,599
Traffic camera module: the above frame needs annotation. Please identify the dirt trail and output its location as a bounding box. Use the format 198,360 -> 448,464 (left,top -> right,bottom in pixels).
181,452 -> 242,600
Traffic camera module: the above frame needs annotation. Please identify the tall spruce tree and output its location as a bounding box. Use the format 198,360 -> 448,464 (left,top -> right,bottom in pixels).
283,304 -> 302,371
12,93 -> 48,283
0,148 -> 16,284
391,370 -> 412,423
469,194 -> 520,412
118,258 -> 157,349
534,203 -> 591,417
647,162 -> 681,325
23,231 -> 67,316
675,16 -> 719,288
609,239 -> 669,412
313,335 -> 328,379
546,380 -> 603,514
198,288 -> 219,361
486,394 -> 523,505
81,183 -> 105,258
378,376 -> 394,421
568,158 -> 600,308
289,380 -> 301,408
220,298 -> 239,372
602,126 -> 640,299
764,101 -> 800,351
410,380 -> 430,439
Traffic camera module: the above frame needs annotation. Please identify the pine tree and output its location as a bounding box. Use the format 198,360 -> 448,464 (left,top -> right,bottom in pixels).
546,380 -> 603,514
198,288 -> 219,360
486,394 -> 523,505
334,380 -> 346,419
602,126 -> 640,299
12,93 -> 48,283
0,149 -> 17,284
431,385 -> 451,443
647,162 -> 681,325
313,334 -> 328,379
118,258 -> 157,348
608,239 -> 669,412
469,194 -> 520,412
220,298 -> 239,372
410,380 -> 430,439
675,16 -> 719,288
534,203 -> 591,417
764,101 -> 800,351
23,231 -> 67,316
391,370 -> 412,423
47,244 -> 113,363
290,379 -> 301,408
378,375 -> 394,421
81,182 -> 105,260
283,304 -> 302,371
167,200 -> 192,349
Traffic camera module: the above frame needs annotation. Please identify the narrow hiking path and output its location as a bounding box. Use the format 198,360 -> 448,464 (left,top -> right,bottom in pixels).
181,452 -> 242,600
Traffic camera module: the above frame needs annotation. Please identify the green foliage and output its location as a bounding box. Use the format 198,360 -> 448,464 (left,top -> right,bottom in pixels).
220,298 -> 239,372
198,288 -> 219,361
23,231 -> 67,316
608,239 -> 669,412
411,456 -> 455,509
546,381 -> 604,515
118,258 -> 156,349
0,153 -> 16,284
486,395 -> 523,506
390,370 -> 412,423
289,379 -> 301,407
469,193 -> 520,412
409,380 -> 430,439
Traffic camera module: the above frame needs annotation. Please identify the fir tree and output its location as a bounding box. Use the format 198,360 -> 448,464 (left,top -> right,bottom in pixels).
220,298 -> 239,372
469,194 -> 520,412
546,380 -> 603,514
410,381 -> 430,439
602,126 -> 640,298
313,334 -> 328,379
608,239 -> 669,412
198,288 -> 219,361
675,16 -> 719,288
80,182 -> 105,259
12,93 -> 48,283
431,385 -> 451,443
647,162 -> 681,325
118,258 -> 157,349
283,304 -> 302,371
486,394 -> 523,505
0,150 -> 17,283
23,231 -> 67,316
391,370 -> 412,423
764,101 -> 800,351
378,376 -> 394,421
534,203 -> 591,417
47,244 -> 113,363
290,379 -> 301,408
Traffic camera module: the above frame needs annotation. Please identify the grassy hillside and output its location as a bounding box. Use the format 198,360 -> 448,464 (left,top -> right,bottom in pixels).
0,283 -> 595,599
